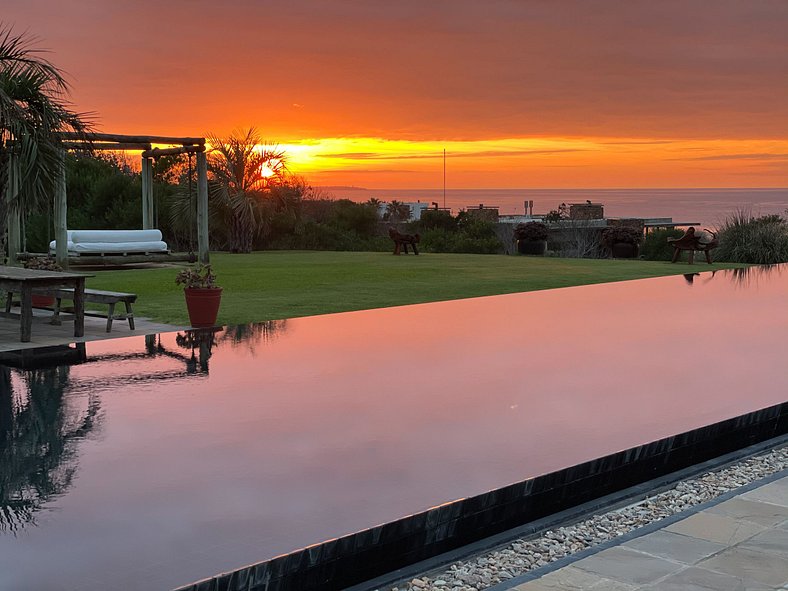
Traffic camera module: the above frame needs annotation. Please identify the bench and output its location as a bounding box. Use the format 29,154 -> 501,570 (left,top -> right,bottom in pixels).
667,227 -> 719,264
5,288 -> 136,332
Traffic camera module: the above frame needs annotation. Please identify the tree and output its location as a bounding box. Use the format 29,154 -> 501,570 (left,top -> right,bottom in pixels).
206,128 -> 287,253
385,200 -> 410,223
0,25 -> 90,255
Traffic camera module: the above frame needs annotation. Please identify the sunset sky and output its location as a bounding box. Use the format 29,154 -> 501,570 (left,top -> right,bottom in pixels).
5,0 -> 788,188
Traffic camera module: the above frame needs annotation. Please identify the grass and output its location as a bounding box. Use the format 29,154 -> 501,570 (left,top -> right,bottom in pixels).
85,251 -> 743,325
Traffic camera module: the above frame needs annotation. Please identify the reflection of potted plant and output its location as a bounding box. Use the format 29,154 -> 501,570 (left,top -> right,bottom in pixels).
603,225 -> 642,258
175,264 -> 223,328
514,222 -> 550,255
23,257 -> 62,307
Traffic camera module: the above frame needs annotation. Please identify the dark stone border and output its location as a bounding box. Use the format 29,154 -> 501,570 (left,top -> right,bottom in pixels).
174,401 -> 788,591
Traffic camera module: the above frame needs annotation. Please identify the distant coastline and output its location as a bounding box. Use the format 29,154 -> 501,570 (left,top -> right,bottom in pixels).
319,187 -> 788,227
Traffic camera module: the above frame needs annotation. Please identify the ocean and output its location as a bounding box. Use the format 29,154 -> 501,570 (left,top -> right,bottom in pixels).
325,187 -> 788,228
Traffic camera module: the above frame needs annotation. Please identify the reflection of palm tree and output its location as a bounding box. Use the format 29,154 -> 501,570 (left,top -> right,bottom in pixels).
0,366 -> 101,533
219,320 -> 288,354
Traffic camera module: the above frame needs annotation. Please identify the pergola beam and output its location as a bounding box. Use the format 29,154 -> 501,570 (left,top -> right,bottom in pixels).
63,141 -> 152,151
141,145 -> 206,159
57,132 -> 205,145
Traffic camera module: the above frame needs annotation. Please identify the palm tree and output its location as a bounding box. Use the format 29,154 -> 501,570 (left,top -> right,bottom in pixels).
206,128 -> 288,253
365,197 -> 383,218
0,25 -> 90,254
385,200 -> 410,223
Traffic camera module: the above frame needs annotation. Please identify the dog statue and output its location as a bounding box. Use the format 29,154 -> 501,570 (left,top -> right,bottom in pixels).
389,227 -> 420,255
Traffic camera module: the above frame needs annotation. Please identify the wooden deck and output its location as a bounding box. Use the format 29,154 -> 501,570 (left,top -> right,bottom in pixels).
0,307 -> 182,352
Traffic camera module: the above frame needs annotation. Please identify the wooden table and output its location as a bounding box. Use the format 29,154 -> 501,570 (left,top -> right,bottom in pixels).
0,266 -> 93,342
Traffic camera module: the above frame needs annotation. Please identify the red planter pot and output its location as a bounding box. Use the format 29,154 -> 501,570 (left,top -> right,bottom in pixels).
184,287 -> 223,328
31,294 -> 56,308
610,242 -> 640,259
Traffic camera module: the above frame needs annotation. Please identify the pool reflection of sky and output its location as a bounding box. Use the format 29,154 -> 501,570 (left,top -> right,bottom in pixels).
1,267 -> 786,591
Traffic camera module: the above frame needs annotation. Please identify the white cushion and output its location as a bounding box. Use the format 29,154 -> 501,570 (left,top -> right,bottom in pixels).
70,229 -> 163,244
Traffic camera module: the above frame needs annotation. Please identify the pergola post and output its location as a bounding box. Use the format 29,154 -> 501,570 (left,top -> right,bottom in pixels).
54,149 -> 68,269
141,156 -> 154,229
196,151 -> 209,264
6,152 -> 21,265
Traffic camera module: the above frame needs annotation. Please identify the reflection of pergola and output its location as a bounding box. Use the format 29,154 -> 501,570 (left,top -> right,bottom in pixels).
6,132 -> 209,268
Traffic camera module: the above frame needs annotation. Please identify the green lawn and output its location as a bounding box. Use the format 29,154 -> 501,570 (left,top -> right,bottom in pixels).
85,251 -> 742,325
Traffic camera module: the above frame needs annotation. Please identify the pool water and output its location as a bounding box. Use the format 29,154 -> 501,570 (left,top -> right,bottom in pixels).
1,266 -> 786,591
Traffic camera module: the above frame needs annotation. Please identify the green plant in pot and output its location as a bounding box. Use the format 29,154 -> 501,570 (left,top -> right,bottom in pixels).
602,225 -> 643,259
514,222 -> 550,255
23,257 -> 63,307
175,264 -> 223,328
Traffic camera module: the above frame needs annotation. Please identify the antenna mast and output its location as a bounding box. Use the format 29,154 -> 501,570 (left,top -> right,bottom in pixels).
443,148 -> 446,209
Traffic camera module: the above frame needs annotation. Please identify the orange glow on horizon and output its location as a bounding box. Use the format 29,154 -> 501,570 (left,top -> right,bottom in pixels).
269,136 -> 788,189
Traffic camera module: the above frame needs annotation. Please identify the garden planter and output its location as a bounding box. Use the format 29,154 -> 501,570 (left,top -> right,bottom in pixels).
31,294 -> 56,308
611,242 -> 639,259
517,239 -> 547,255
184,287 -> 223,328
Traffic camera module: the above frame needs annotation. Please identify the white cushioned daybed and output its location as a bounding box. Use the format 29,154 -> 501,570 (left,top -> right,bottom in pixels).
49,229 -> 169,256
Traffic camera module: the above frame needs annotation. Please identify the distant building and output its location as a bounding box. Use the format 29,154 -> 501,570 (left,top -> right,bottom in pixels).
569,202 -> 604,220
464,204 -> 499,222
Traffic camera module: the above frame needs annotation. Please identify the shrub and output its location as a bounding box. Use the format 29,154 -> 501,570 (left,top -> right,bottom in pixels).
602,225 -> 642,246
418,209 -> 456,231
514,222 -> 549,241
715,210 -> 788,264
23,256 -> 62,272
641,228 -> 684,261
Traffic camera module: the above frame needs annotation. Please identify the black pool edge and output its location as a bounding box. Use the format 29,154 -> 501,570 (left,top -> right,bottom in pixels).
351,433 -> 788,591
174,402 -> 788,591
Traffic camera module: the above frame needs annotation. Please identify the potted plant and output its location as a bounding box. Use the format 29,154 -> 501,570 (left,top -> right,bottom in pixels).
602,225 -> 643,258
514,222 -> 550,255
23,257 -> 62,307
175,263 -> 223,328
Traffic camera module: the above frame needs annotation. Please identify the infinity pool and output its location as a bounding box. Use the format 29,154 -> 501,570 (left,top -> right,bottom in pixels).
1,266 -> 786,590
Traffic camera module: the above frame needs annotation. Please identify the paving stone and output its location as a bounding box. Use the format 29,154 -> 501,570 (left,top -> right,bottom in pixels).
514,566 -> 637,591
639,565 -> 748,591
571,546 -> 684,586
697,545 -> 788,587
706,498 -> 788,527
740,477 -> 788,508
665,511 -> 765,546
737,527 -> 788,558
622,530 -> 726,565
512,565 -> 637,590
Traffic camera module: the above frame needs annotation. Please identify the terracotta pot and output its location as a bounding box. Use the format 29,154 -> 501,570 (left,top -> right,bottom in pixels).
517,239 -> 547,255
31,294 -> 56,308
184,287 -> 223,328
611,242 -> 639,259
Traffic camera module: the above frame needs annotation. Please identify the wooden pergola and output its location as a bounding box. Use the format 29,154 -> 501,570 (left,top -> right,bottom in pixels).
6,132 -> 210,268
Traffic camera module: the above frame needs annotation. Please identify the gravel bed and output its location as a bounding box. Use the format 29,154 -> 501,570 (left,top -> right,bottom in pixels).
383,444 -> 788,591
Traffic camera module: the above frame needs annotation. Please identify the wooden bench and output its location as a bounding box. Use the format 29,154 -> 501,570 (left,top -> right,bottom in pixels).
667,227 -> 719,264
5,288 -> 137,333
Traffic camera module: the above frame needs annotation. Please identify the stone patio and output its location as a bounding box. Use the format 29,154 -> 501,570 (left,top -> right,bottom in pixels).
0,307 -> 182,352
510,475 -> 788,591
